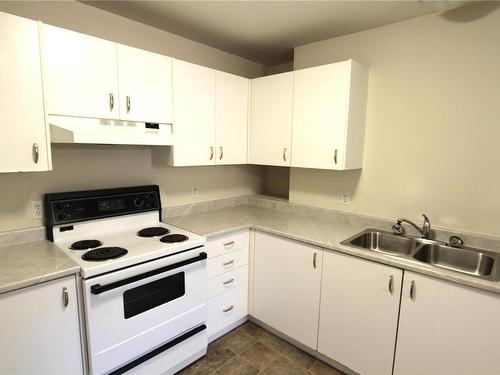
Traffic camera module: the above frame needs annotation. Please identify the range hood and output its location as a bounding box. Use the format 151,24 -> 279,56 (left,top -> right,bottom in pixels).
49,115 -> 174,146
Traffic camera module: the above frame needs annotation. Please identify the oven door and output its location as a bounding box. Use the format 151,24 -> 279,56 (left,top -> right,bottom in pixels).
82,247 -> 207,375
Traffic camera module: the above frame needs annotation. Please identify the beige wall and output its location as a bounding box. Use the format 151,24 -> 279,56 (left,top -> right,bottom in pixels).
291,3 -> 500,236
0,1 -> 265,232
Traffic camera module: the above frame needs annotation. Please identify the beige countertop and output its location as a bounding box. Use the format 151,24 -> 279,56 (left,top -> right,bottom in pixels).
0,240 -> 80,295
166,204 -> 500,296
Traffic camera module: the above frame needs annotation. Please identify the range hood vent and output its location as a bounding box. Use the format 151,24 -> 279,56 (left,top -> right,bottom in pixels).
49,115 -> 173,146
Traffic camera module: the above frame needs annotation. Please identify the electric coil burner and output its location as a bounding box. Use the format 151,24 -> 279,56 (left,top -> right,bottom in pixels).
137,226 -> 170,237
82,247 -> 128,261
70,239 -> 103,250
160,234 -> 189,243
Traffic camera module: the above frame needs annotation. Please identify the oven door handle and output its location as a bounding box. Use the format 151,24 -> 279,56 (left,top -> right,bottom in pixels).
90,252 -> 207,295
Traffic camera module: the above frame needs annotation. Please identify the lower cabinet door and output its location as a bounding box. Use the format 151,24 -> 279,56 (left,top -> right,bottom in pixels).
208,283 -> 248,338
253,231 -> 323,349
394,271 -> 500,375
0,276 -> 83,374
318,251 -> 402,375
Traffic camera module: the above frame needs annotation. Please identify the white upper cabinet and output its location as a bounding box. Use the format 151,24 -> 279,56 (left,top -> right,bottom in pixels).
318,251 -> 402,375
170,59 -> 216,166
291,60 -> 369,170
394,272 -> 500,375
43,24 -> 119,119
117,44 -> 172,124
249,72 -> 293,166
0,12 -> 51,173
215,71 -> 249,165
253,232 -> 323,349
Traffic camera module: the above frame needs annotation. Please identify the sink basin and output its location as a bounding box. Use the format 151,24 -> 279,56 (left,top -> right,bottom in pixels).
413,243 -> 499,280
342,230 -> 421,256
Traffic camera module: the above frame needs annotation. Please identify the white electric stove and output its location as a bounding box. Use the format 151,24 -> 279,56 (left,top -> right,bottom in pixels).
45,185 -> 208,375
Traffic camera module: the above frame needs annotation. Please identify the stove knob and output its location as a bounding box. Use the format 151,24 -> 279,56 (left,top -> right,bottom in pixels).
133,197 -> 145,208
55,202 -> 64,210
57,213 -> 66,221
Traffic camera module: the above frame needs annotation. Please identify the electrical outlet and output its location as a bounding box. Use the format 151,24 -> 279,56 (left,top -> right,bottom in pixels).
336,192 -> 350,205
191,186 -> 198,199
31,200 -> 43,219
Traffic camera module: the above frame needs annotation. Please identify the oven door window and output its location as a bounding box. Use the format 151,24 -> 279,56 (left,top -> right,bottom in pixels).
123,272 -> 185,319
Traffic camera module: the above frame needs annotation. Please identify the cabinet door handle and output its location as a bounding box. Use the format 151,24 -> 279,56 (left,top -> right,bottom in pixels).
334,149 -> 338,165
222,259 -> 234,268
283,147 -> 287,162
222,278 -> 234,286
126,95 -> 131,113
109,93 -> 114,111
388,275 -> 394,294
223,305 -> 234,313
313,252 -> 317,268
410,280 -> 416,300
223,241 -> 235,249
209,146 -> 214,160
62,287 -> 69,308
219,146 -> 223,160
32,142 -> 39,164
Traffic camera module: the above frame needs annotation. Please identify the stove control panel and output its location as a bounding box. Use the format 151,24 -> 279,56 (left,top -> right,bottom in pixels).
44,186 -> 162,237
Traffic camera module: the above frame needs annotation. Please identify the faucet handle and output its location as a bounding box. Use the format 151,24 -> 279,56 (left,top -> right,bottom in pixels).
392,219 -> 406,236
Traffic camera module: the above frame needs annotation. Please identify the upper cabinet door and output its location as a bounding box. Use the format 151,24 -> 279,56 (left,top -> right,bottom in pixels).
0,12 -> 51,172
171,59 -> 216,166
43,24 -> 119,119
117,44 -> 172,124
215,71 -> 249,165
291,60 -> 368,170
249,72 -> 293,166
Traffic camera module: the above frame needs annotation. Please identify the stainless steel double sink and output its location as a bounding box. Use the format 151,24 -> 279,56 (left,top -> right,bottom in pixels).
341,229 -> 500,281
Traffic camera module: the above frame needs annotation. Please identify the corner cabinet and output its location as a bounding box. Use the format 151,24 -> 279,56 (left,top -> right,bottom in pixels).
291,60 -> 369,170
318,251 -> 402,375
394,272 -> 500,375
253,232 -> 322,349
249,72 -> 294,166
0,11 -> 51,173
0,276 -> 83,374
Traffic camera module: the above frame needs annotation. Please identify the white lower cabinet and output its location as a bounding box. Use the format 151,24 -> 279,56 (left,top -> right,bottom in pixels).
253,232 -> 322,349
394,271 -> 500,375
318,251 -> 402,375
0,275 -> 83,375
206,230 -> 249,340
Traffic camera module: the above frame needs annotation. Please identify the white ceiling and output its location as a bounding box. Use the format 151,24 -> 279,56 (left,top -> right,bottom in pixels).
84,1 -> 466,65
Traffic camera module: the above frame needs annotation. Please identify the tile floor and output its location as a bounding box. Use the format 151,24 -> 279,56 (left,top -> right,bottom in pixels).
178,321 -> 344,375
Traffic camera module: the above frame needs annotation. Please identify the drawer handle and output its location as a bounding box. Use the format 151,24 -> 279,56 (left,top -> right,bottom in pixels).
222,259 -> 234,268
222,278 -> 234,286
223,241 -> 235,249
223,305 -> 234,313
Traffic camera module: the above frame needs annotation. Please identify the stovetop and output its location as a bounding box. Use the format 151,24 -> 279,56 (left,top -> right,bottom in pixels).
54,220 -> 205,278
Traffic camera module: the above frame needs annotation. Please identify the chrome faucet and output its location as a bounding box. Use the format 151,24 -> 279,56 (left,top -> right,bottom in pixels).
392,214 -> 431,239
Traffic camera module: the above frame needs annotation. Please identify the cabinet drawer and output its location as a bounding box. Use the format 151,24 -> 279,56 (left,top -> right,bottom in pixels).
208,283 -> 248,337
208,266 -> 249,298
207,248 -> 248,279
206,230 -> 249,258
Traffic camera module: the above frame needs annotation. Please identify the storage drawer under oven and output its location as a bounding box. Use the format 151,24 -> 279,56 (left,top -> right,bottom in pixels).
82,248 -> 207,375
